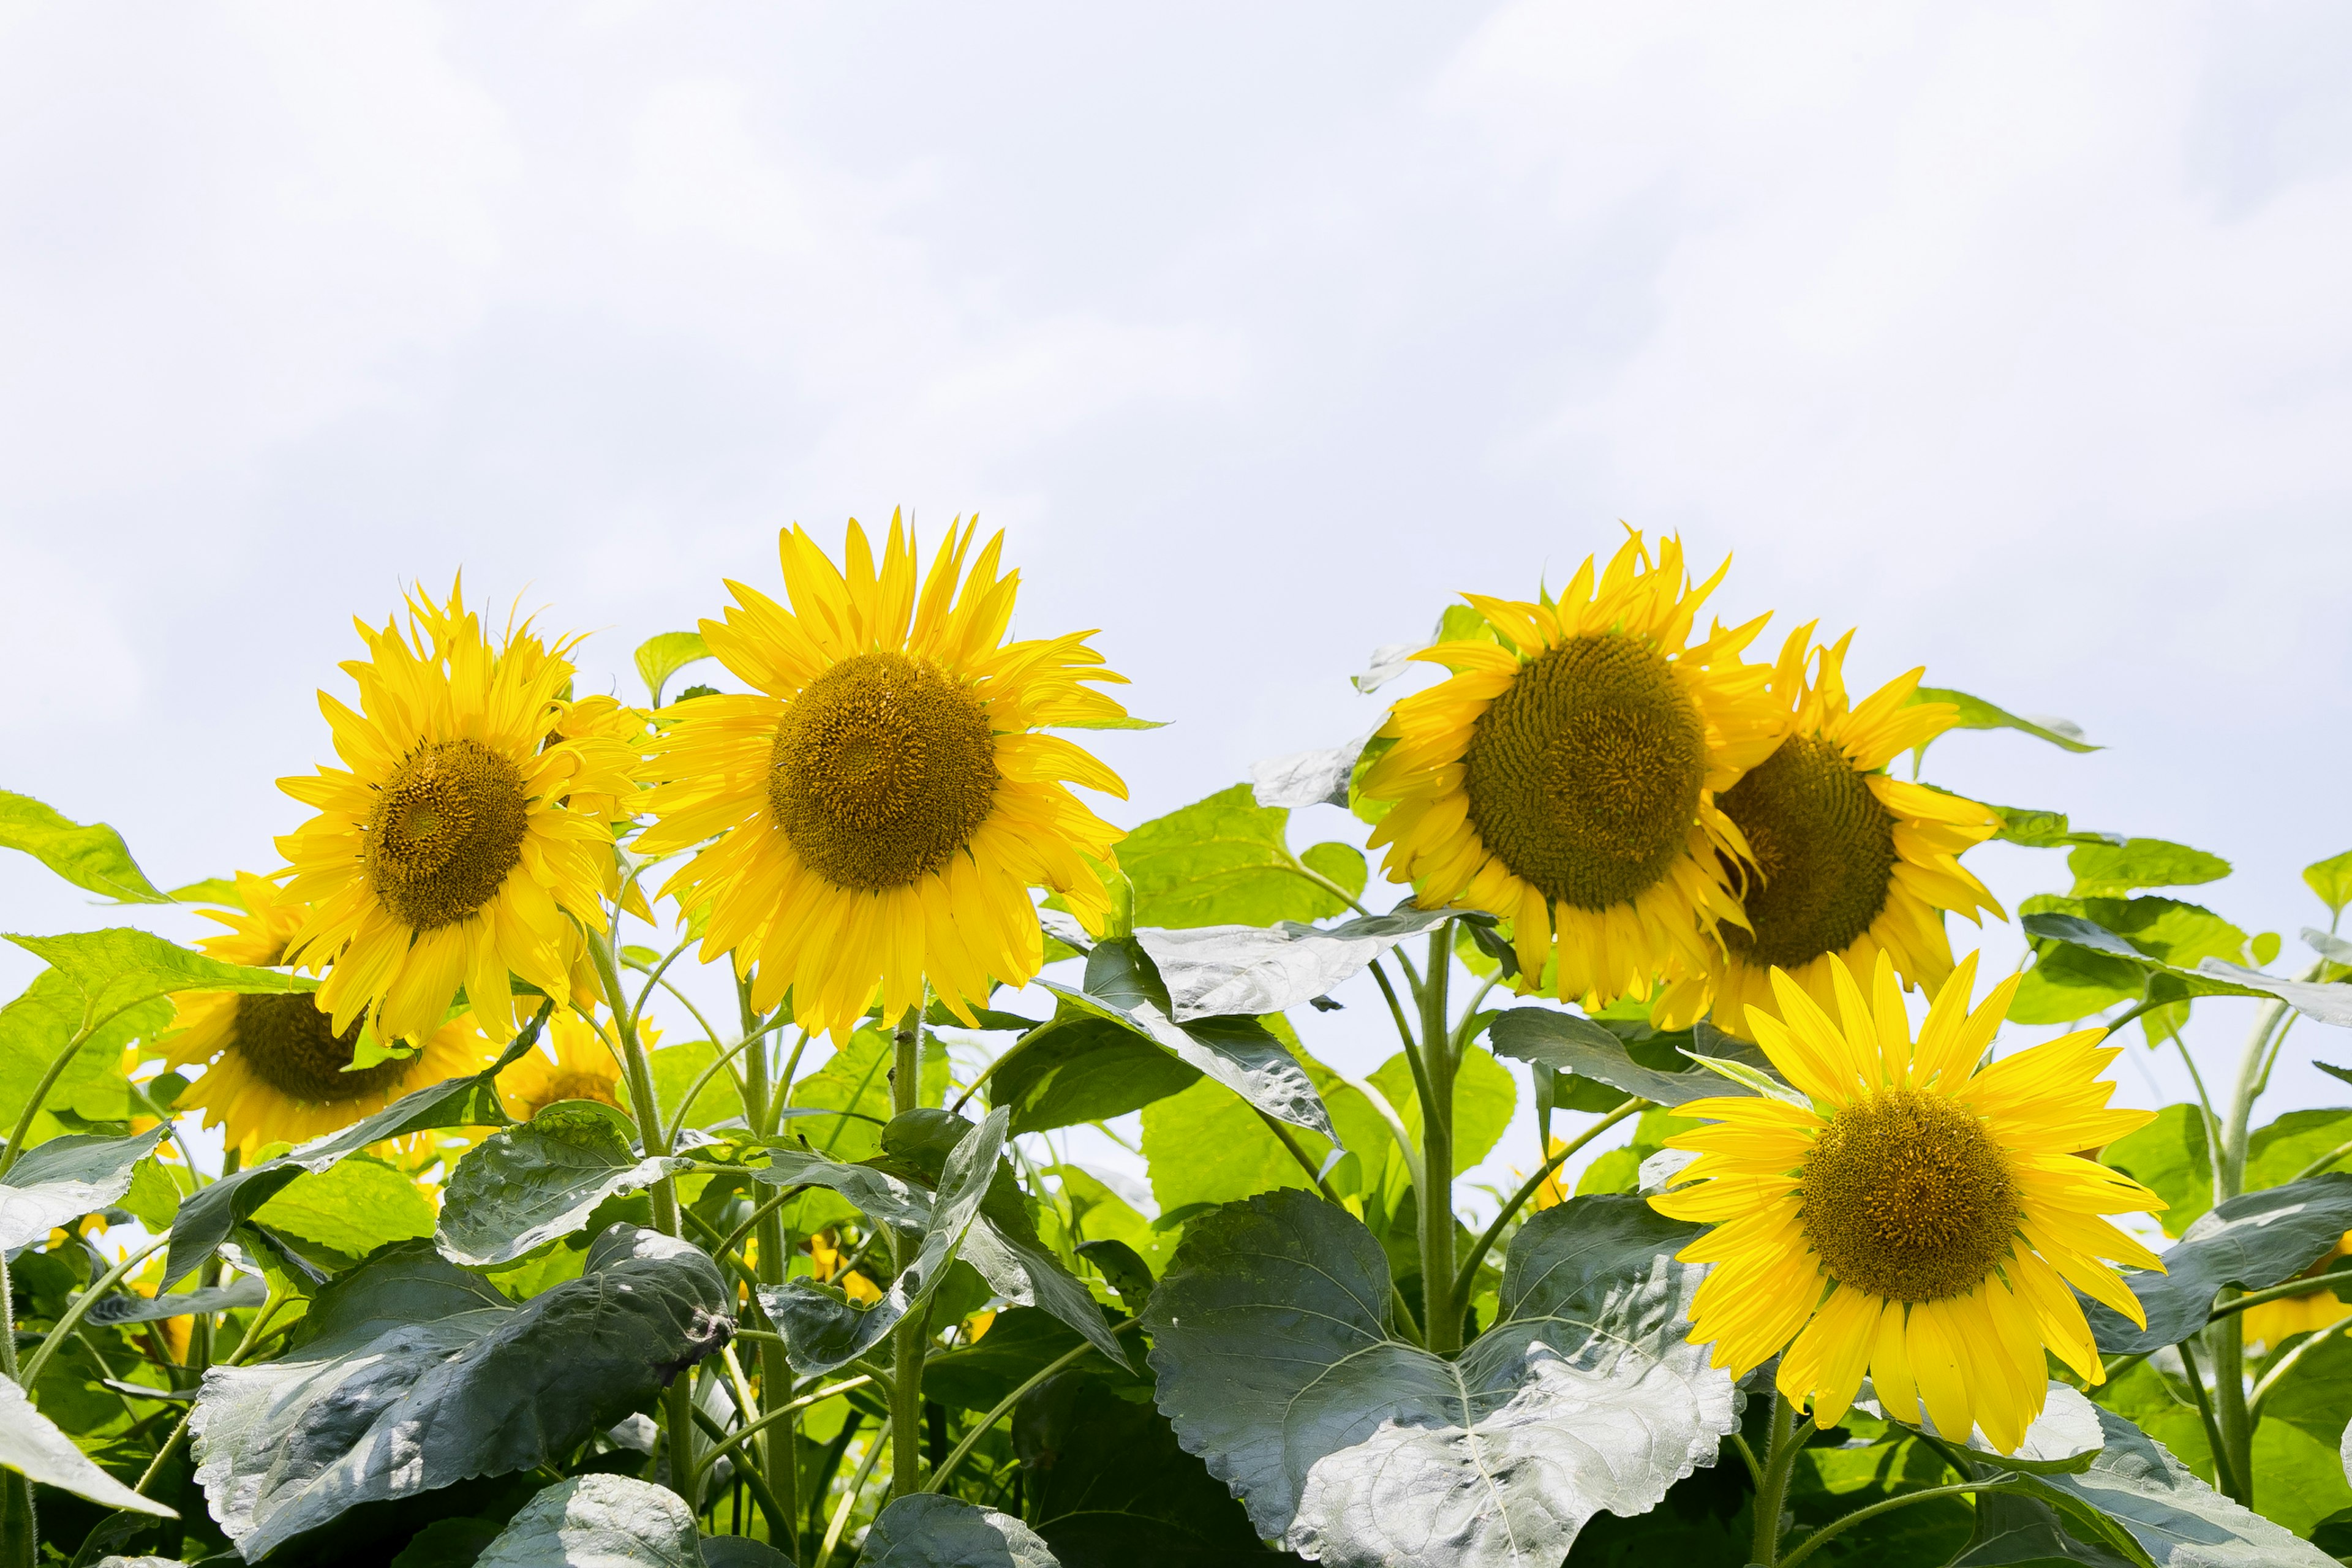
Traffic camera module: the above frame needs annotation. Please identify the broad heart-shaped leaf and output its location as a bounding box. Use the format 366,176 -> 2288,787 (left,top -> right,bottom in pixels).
1012,1368 -> 1269,1566
1042,939 -> 1333,1140
7,927 -> 313,1028
985,1006 -> 1204,1134
634,630 -> 710,706
1912,686 -> 2100,753
2068,839 -> 2231,899
1864,1379 -> 2106,1474
1488,1007 -> 1762,1108
192,1225 -> 732,1562
2195,959 -> 2352,1028
0,1374 -> 176,1517
756,1107 -> 1007,1377
1249,723 -> 1381,810
251,1153 -> 438,1256
1951,1490 -> 2139,1566
0,1126 -> 162,1251
2082,1173 -> 2352,1353
1994,1404 -> 2335,1567
1144,1190 -> 1738,1567
2307,850 -> 2352,919
1133,905 -> 1480,1023
0,790 -> 172,903
856,1493 -> 1060,1568
162,1013 -> 544,1287
437,1101 -> 694,1267
1118,785 -> 1354,929
473,1474 -> 699,1568
0,971 -> 173,1136
86,1273 -> 267,1326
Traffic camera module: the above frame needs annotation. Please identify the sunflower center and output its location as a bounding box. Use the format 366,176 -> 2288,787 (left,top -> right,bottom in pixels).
518,1069 -> 622,1121
363,738 -> 530,932
767,650 -> 1000,892
1800,1088 -> 2019,1302
1460,633 -> 1707,911
230,994 -> 411,1103
1714,734 -> 1899,971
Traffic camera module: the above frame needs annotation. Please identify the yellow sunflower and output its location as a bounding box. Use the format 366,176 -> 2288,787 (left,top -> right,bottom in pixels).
165,871 -> 494,1156
500,1009 -> 643,1122
637,514 -> 1131,1038
275,581 -> 644,1045
1651,951 -> 2165,1453
1357,530 -> 1785,1017
1689,625 -> 2006,1034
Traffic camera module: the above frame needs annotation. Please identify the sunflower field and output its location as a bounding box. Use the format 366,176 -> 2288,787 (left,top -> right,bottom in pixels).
7,521 -> 2352,1568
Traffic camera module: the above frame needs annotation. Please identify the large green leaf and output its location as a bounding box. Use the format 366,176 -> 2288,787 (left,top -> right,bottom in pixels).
1995,1404 -> 2334,1567
437,1102 -> 693,1267
1143,1191 -> 1738,1567
1490,1008 -> 1763,1109
756,1107 -> 1006,1376
2194,960 -> 2352,1028
252,1153 -> 440,1257
856,1493 -> 1060,1567
2101,1104 -> 2212,1237
924,1306 -> 1133,1412
2306,851 -> 2352,919
0,971 -> 174,1137
1042,940 -> 1333,1139
2068,840 -> 2231,899
1366,1042 -> 1515,1194
473,1474 -> 699,1568
2012,904 -> 2346,1027
0,790 -> 171,903
0,1374 -> 175,1517
190,1225 -> 732,1562
2084,1174 -> 2352,1353
1012,1369 -> 1270,1566
646,1038 -> 746,1130
1120,785 -> 1353,929
788,1025 -> 947,1159
7,927 -> 314,1027
0,1127 -> 162,1251
985,1007 -> 1203,1135
635,631 -> 711,706
161,1016 -> 540,1287
1950,1490 -> 2137,1566
1250,724 -> 1382,811
1912,688 -> 2100,753
1133,906 -> 1469,1022
2239,1327 -> 2352,1535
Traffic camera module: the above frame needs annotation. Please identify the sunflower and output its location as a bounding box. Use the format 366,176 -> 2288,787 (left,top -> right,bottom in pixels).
637,514 -> 1131,1038
275,581 -> 643,1046
165,871 -> 494,1156
1650,951 -> 2165,1453
1357,530 -> 1785,1017
1690,625 -> 2005,1034
500,1009 -> 643,1122
2241,1231 -> 2351,1351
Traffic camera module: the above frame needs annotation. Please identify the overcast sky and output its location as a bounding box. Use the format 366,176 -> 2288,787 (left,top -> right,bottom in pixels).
4,2 -> 2349,1201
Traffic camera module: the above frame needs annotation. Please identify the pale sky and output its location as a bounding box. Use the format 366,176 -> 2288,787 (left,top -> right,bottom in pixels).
4,2 -> 2349,1204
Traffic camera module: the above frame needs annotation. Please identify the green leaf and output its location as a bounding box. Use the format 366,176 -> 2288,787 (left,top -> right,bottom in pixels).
788,1025 -> 947,1159
1301,840 -> 1368,898
1012,1369 -> 1267,1564
85,1274 -> 267,1326
2195,960 -> 2352,1028
635,630 -> 710,706
645,1038 -> 747,1130
1120,785 -> 1352,929
2248,1107 -> 2352,1189
1133,906 -> 1464,1022
161,1014 -> 541,1287
986,1007 -> 1204,1135
856,1493 -> 1060,1567
1983,805 -> 2124,851
1488,1007 -> 1767,1108
7,926 -> 314,1028
2084,1174 -> 2352,1353
756,1107 -> 1008,1376
0,970 -> 175,1136
169,875 -> 247,908
0,790 -> 171,903
474,1474 -> 700,1568
1252,730 -> 1382,812
1912,688 -> 2100,753
1949,1490 -> 2138,1566
2101,1104 -> 2212,1237
1871,1379 -> 2106,1474
2239,1326 -> 2352,1536
0,1374 -> 176,1517
1142,1190 -> 1740,1566
2307,851 -> 2352,919
438,1102 -> 692,1267
925,1305 -> 1133,1412
2068,840 -> 2232,899
0,1127 -> 163,1250
1997,1404 -> 2335,1566
1366,1041 -> 1515,1186
190,1226 -> 732,1561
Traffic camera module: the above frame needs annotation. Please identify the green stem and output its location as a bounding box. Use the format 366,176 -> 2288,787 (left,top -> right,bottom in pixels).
2250,1322 -> 2342,1420
0,1012 -> 109,1183
1777,1479 -> 2018,1568
1449,1098 -> 1646,1303
687,1401 -> 791,1541
889,1006 -> 926,1499
927,1320 -> 1144,1493
1280,850 -> 1375,919
1415,924 -> 1458,1353
2207,998 -> 2289,1508
736,979 -> 799,1545
1750,1389 -> 1803,1567
18,1237 -> 168,1392
817,1416 -> 890,1568
0,1235 -> 23,1568
2290,1136 -> 2352,1185
2204,1263 -> 2352,1319
692,1375 -> 876,1483
2176,1336 -> 2241,1502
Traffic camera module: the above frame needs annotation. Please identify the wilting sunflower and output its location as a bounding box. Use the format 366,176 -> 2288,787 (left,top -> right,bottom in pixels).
1651,952 -> 2165,1453
1692,625 -> 2005,1033
276,581 -> 643,1046
1357,531 -> 1785,1017
500,1009 -> 639,1122
165,871 -> 493,1155
638,515 -> 1131,1038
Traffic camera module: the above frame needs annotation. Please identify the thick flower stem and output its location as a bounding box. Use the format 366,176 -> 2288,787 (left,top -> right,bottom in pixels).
1416,925 -> 1459,1354
0,1242 -> 31,1568
2208,995 -> 2290,1507
889,1007 -> 927,1498
738,986 -> 799,1543
1749,1388 -> 1811,1567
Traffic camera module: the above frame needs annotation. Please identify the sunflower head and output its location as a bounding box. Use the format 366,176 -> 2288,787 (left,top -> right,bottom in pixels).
274,580 -> 643,1045
165,872 -> 497,1156
500,1010 -> 642,1123
1357,530 -> 1785,1016
1699,626 -> 2007,1036
1651,951 -> 2164,1454
637,514 -> 1131,1038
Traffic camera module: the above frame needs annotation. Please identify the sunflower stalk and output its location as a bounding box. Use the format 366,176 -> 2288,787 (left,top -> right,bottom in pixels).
737,976 -> 800,1539
1415,922 -> 1460,1354
888,1004 -> 927,1498
2203,987 -> 2300,1507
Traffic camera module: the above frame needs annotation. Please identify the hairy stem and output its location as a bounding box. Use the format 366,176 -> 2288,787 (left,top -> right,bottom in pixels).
1450,1098 -> 1646,1303
737,979 -> 799,1542
1416,924 -> 1458,1353
1749,1388 -> 1800,1567
889,1007 -> 927,1499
